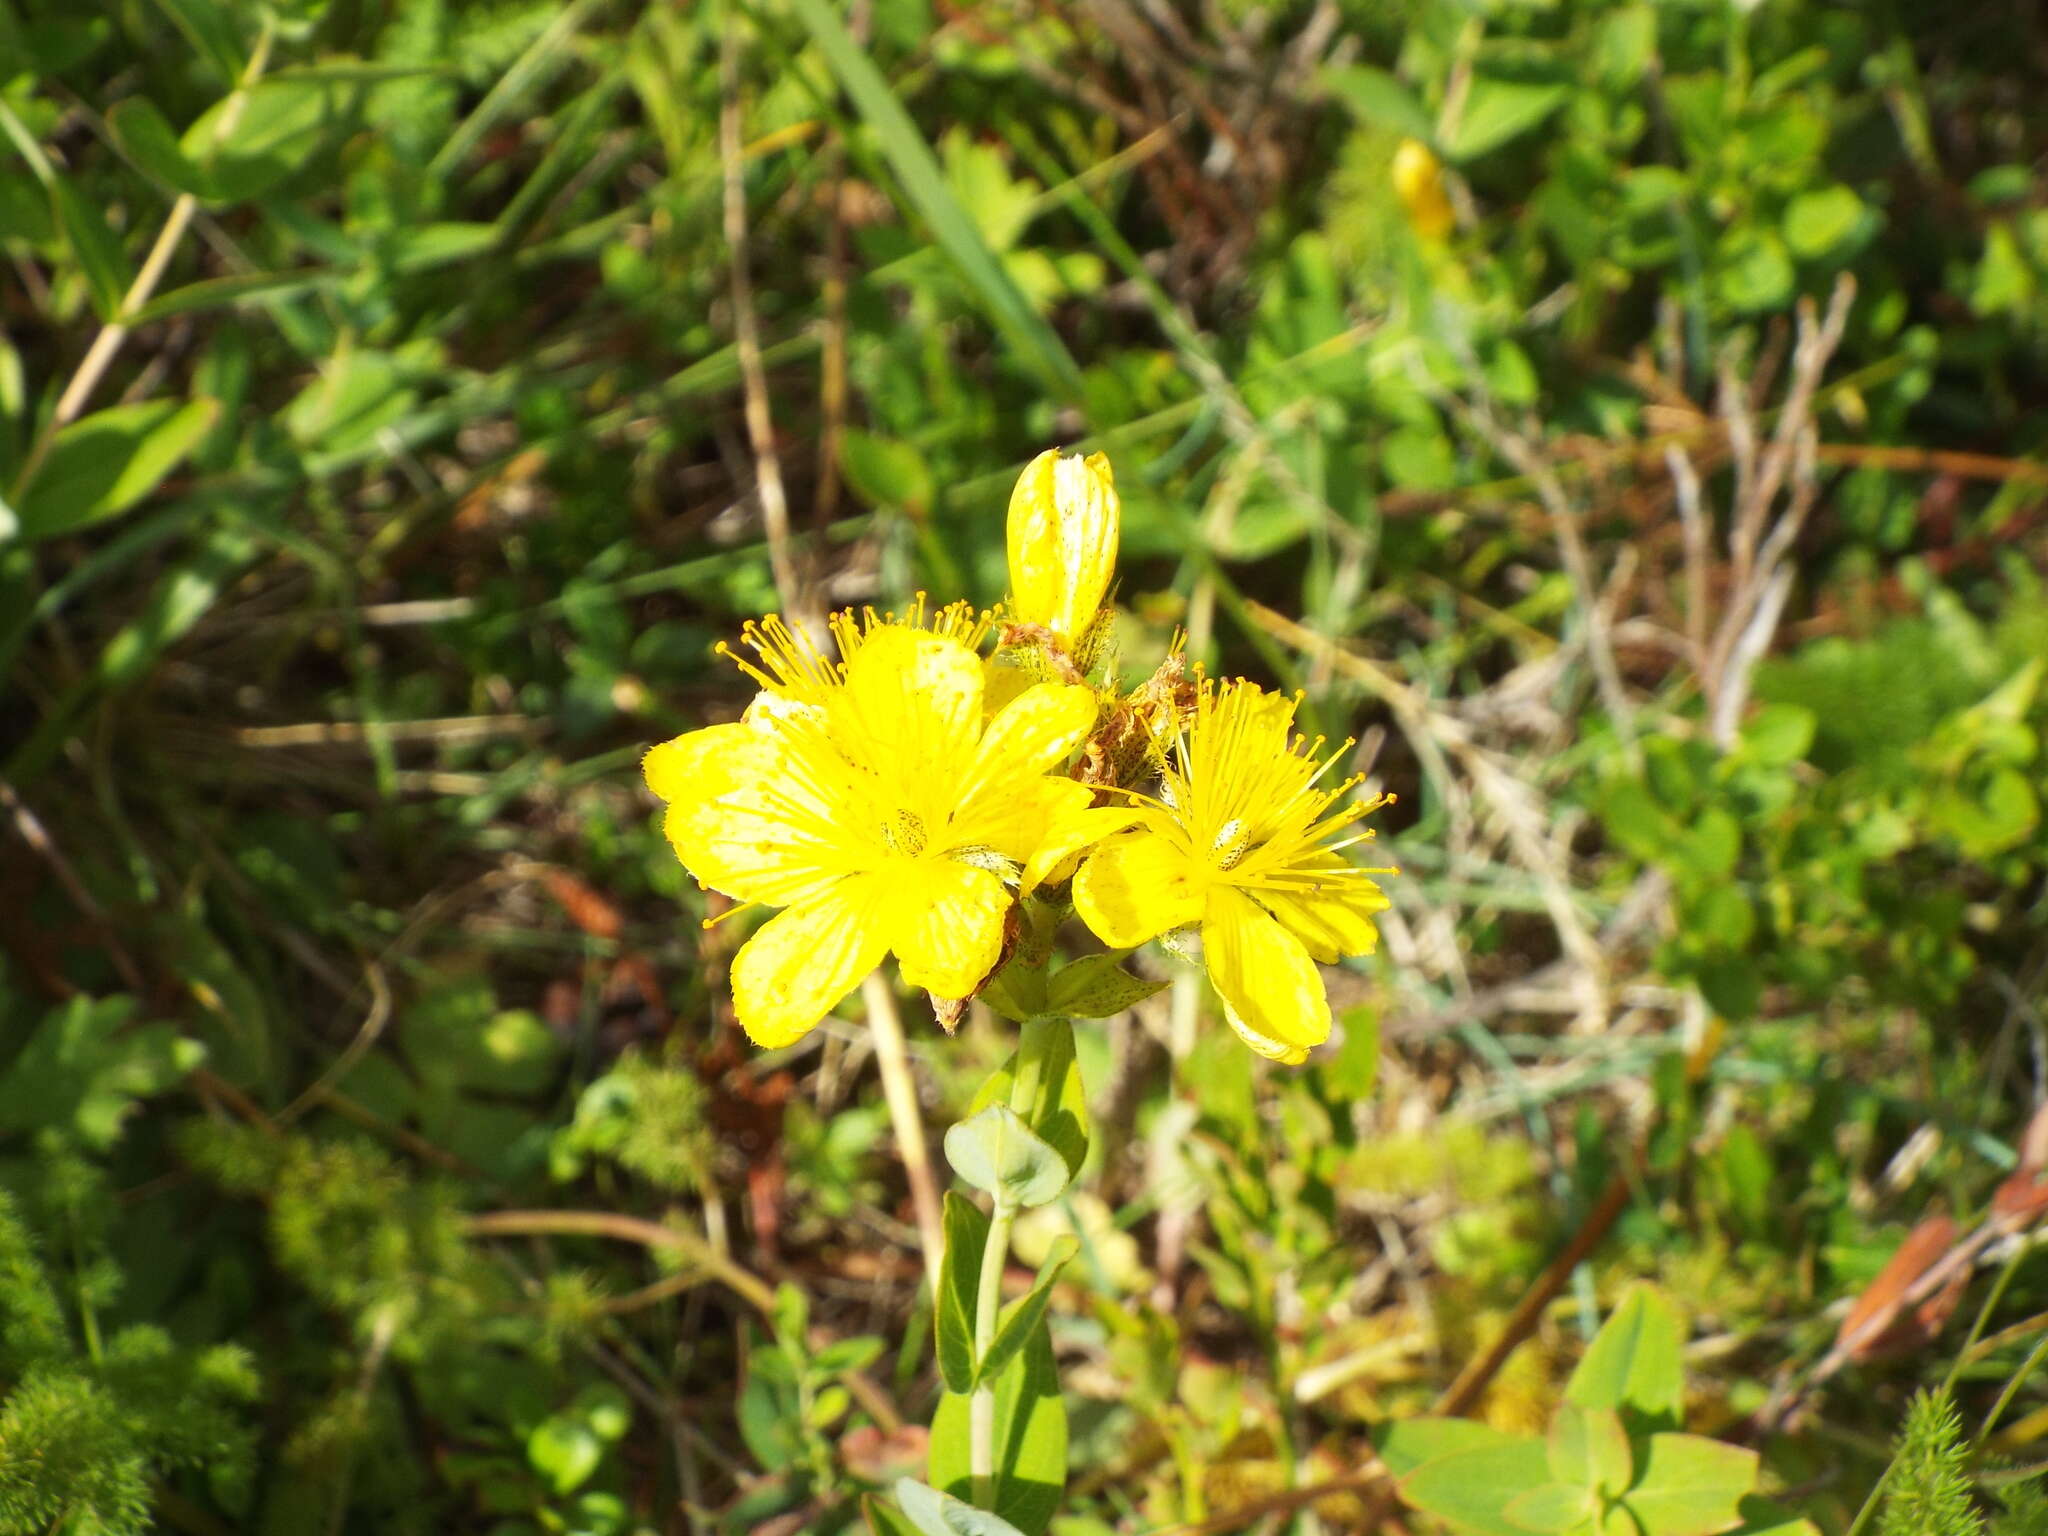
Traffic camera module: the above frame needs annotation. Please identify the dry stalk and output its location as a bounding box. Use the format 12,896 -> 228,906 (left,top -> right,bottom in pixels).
719,22 -> 811,634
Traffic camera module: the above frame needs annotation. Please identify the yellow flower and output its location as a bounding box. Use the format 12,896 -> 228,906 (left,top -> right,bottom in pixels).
1391,138 -> 1454,244
1070,679 -> 1393,1062
644,614 -> 1097,1048
1006,448 -> 1120,643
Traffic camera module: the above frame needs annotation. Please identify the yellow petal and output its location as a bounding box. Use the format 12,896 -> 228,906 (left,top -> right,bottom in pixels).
1073,830 -> 1206,948
645,724 -> 837,906
1006,449 -> 1120,639
952,775 -> 1094,867
1020,804 -> 1143,894
1202,885 -> 1329,1061
829,625 -> 984,784
730,877 -> 890,1048
1255,871 -> 1390,963
887,859 -> 1013,1000
951,681 -> 1096,824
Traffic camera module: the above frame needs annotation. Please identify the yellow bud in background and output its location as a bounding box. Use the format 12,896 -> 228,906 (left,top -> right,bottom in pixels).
1005,448 -> 1120,641
1391,138 -> 1454,243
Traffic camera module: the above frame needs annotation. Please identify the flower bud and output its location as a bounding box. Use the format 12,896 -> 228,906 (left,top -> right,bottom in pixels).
1391,138 -> 1453,243
1006,448 -> 1120,642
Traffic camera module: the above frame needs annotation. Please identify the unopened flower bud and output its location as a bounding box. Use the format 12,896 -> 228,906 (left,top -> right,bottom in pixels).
1391,138 -> 1454,243
1006,448 -> 1120,642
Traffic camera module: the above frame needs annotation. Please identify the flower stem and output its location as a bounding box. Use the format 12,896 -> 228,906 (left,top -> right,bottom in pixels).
970,1198 -> 1015,1508
971,1009 -> 1059,1510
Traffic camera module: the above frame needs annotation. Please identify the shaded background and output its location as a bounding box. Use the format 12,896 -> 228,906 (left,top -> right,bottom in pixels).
3,1 -> 2048,1532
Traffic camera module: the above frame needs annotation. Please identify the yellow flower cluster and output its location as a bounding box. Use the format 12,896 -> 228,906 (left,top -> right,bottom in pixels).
644,450 -> 1393,1060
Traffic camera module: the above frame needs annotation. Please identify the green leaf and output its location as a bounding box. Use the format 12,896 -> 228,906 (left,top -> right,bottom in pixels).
866,1493 -> 926,1536
1621,1434 -> 1758,1536
150,0 -> 246,83
929,1327 -> 1066,1535
527,1415 -> 602,1495
1502,1483 -> 1596,1533
1396,1438 -> 1556,1536
1566,1285 -> 1686,1431
108,98 -> 217,197
15,399 -> 220,543
1377,1417 -> 1525,1478
967,1016 -> 1090,1183
894,1479 -> 1028,1536
1738,704 -> 1816,767
50,176 -> 131,319
183,75 -> 359,201
1783,185 -> 1870,262
785,0 -> 1084,404
841,429 -> 935,518
0,996 -> 205,1149
129,269 -> 341,323
1715,227 -> 1795,314
977,1235 -> 1078,1388
1323,66 -> 1437,144
936,1191 -> 989,1395
1046,955 -> 1166,1020
1548,1405 -> 1633,1499
1445,79 -> 1569,162
945,1105 -> 1070,1209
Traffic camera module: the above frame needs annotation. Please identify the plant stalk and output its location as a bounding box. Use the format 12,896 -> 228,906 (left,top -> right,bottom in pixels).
862,973 -> 944,1294
970,1199 -> 1015,1508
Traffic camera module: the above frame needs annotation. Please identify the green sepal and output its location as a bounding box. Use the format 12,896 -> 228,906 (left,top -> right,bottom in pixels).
1045,954 -> 1166,1019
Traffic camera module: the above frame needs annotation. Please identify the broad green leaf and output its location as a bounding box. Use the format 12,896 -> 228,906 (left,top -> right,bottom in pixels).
945,1105 -> 1069,1209
1738,704 -> 1816,767
936,1191 -> 989,1395
1377,1417 -> 1525,1478
894,1479 -> 1029,1536
108,98 -> 217,197
1323,66 -> 1436,144
1715,228 -> 1794,314
1783,185 -> 1870,262
976,1235 -> 1078,1388
929,1328 -> 1066,1536
0,996 -> 205,1150
866,1493 -> 926,1536
1445,79 -> 1569,163
50,176 -> 131,319
1397,1439 -> 1556,1536
1566,1285 -> 1686,1430
841,429 -> 935,518
1046,955 -> 1167,1020
785,0 -> 1084,404
1621,1435 -> 1757,1536
183,76 -> 359,201
1726,1497 -> 1820,1536
527,1415 -> 602,1494
1548,1405 -> 1633,1498
16,399 -> 220,543
967,1016 -> 1089,1182
1502,1482 -> 1596,1533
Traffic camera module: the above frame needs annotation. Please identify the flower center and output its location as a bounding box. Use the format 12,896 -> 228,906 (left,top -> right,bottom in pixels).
1211,817 -> 1252,871
883,808 -> 928,856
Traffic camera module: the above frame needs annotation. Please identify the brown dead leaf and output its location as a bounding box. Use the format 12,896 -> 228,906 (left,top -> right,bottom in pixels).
1837,1213 -> 1960,1362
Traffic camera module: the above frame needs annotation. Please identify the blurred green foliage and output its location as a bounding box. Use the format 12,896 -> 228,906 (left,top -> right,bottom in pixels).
4,0 -> 2048,1530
